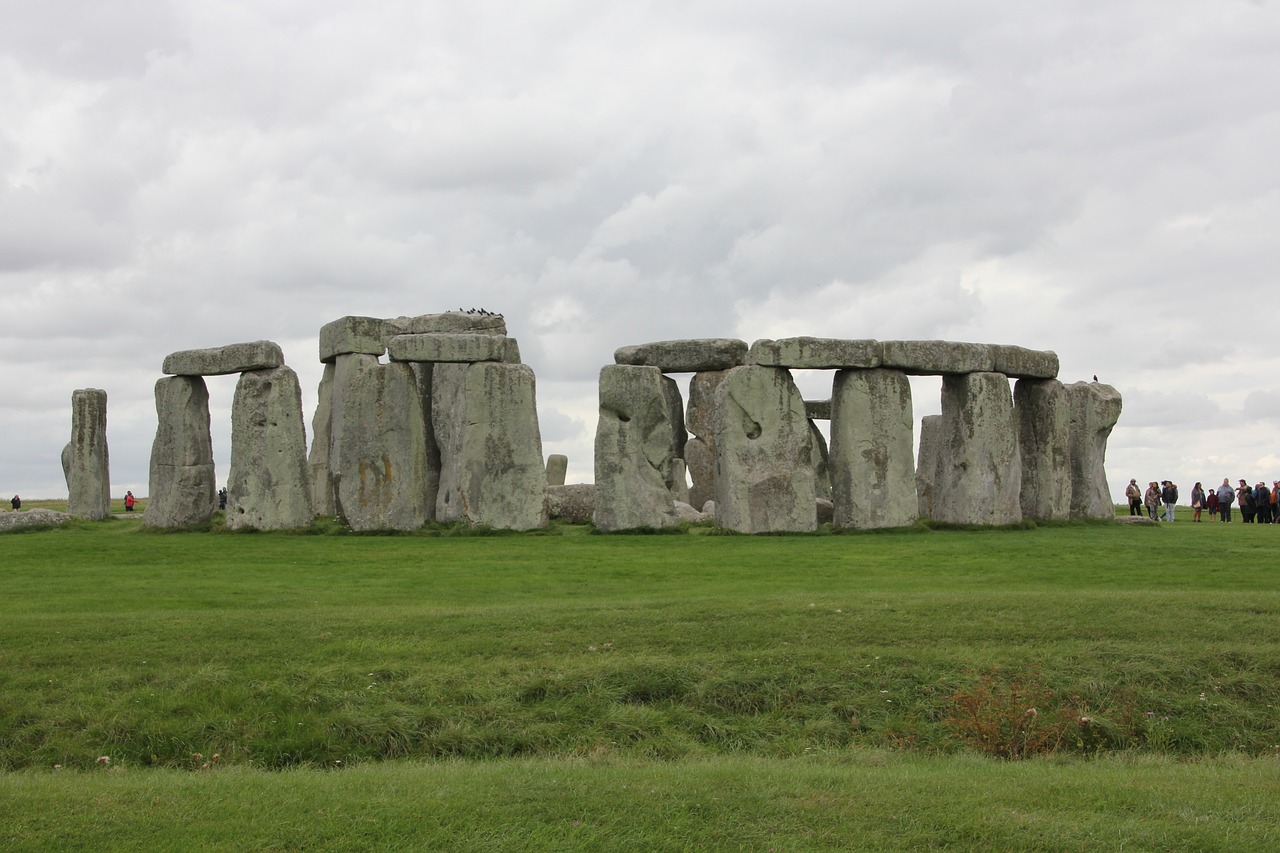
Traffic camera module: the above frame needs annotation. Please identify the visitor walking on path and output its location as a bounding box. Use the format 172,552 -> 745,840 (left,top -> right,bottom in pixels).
1190,482 -> 1206,522
1217,479 -> 1235,522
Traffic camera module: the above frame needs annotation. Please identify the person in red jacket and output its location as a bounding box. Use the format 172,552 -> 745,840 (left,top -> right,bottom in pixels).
124,491 -> 136,512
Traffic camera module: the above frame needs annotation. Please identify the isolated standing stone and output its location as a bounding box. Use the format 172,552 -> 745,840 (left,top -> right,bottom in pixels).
331,354 -> 433,531
144,376 -> 216,528
226,367 -> 314,530
916,415 -> 943,519
433,361 -> 547,529
712,365 -> 816,533
829,369 -> 917,529
933,372 -> 1022,525
1065,381 -> 1123,520
1014,378 -> 1071,521
307,363 -> 336,516
66,388 -> 111,520
593,365 -> 679,530
545,454 -> 568,486
162,341 -> 284,376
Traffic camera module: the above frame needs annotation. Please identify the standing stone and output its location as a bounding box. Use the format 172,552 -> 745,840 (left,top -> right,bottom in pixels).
685,437 -> 714,512
712,365 -> 816,533
545,454 -> 568,486
593,365 -> 679,530
60,443 -> 72,491
226,367 -> 314,531
67,388 -> 111,520
331,355 -> 432,531
933,372 -> 1022,526
433,361 -> 547,529
669,458 -> 691,504
809,421 -> 832,502
1065,381 -> 1123,520
1014,379 -> 1071,521
685,370 -> 727,511
144,376 -> 216,528
829,369 -> 917,529
916,415 -> 943,519
308,363 -> 337,516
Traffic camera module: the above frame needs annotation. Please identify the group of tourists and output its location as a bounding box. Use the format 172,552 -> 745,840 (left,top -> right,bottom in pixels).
1126,478 -> 1279,523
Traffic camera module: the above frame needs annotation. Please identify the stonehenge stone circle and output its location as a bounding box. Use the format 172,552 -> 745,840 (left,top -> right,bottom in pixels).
1014,378 -> 1071,521
144,376 -> 216,528
932,372 -> 1023,525
1065,381 -> 1123,520
614,338 -> 748,373
163,341 -> 284,376
66,388 -> 111,520
226,367 -> 313,531
545,454 -> 568,486
712,365 -> 816,533
593,364 -> 681,530
829,369 -> 917,529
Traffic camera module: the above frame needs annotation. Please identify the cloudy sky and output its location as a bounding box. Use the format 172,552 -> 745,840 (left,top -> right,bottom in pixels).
3,0 -> 1278,502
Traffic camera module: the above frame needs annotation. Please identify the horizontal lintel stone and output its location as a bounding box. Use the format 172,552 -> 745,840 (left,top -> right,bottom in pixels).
163,340 -> 284,376
614,338 -> 748,373
991,344 -> 1059,379
748,337 -> 882,369
319,316 -> 387,363
805,399 -> 832,420
387,333 -> 517,364
879,340 -> 995,375
385,312 -> 507,337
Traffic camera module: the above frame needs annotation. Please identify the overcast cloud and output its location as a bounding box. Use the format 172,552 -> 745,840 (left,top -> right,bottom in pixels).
3,0 -> 1278,501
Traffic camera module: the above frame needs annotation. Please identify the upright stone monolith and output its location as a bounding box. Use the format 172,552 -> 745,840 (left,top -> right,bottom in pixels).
67,388 -> 111,520
932,372 -> 1022,525
829,369 -> 917,529
433,361 -> 547,529
331,354 -> 432,531
593,364 -> 679,530
546,454 -> 568,486
685,370 -> 727,511
307,362 -> 337,516
916,414 -> 943,519
712,365 -> 816,533
144,376 -> 216,528
1065,381 -> 1123,519
1015,378 -> 1071,521
226,367 -> 314,530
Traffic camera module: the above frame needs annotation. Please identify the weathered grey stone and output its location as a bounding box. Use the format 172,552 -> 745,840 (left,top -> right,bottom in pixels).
0,508 -> 72,530
60,442 -> 72,491
805,399 -> 832,420
433,361 -> 547,529
331,355 -> 432,531
701,500 -> 716,517
992,345 -> 1060,380
1015,379 -> 1071,521
226,367 -> 314,531
545,454 -> 568,486
670,457 -> 691,504
829,369 -> 917,529
816,498 -> 834,525
144,376 -> 216,528
385,312 -> 507,337
712,365 -> 816,533
614,339 -> 748,373
66,388 -> 111,520
163,341 -> 284,376
880,340 -> 995,375
916,415 -> 943,519
748,337 -> 881,369
932,372 -> 1022,525
661,375 -> 688,474
1065,381 -> 1123,520
593,365 -> 679,530
387,333 -> 514,364
810,421 -> 832,501
307,363 -> 336,516
685,436 -> 715,513
319,316 -> 387,363
673,500 -> 707,523
546,483 -> 595,523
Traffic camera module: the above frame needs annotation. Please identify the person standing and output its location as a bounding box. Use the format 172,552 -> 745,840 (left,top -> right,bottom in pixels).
1206,486 -> 1219,519
1254,482 -> 1272,524
1217,479 -> 1235,522
9,495 -> 19,511
1144,481 -> 1162,520
1190,482 -> 1206,522
1125,479 -> 1143,516
1238,480 -> 1255,523
1161,480 -> 1178,522
124,491 -> 136,513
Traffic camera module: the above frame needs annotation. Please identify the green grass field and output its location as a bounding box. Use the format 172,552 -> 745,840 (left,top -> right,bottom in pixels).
2,514 -> 1278,849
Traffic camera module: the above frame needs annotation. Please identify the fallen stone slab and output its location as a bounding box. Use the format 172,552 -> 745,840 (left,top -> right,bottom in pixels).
880,340 -> 995,375
992,345 -> 1060,380
319,316 -> 388,363
387,333 -> 516,364
748,337 -> 881,370
546,483 -> 595,524
0,508 -> 72,531
163,341 -> 285,376
614,339 -> 748,373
